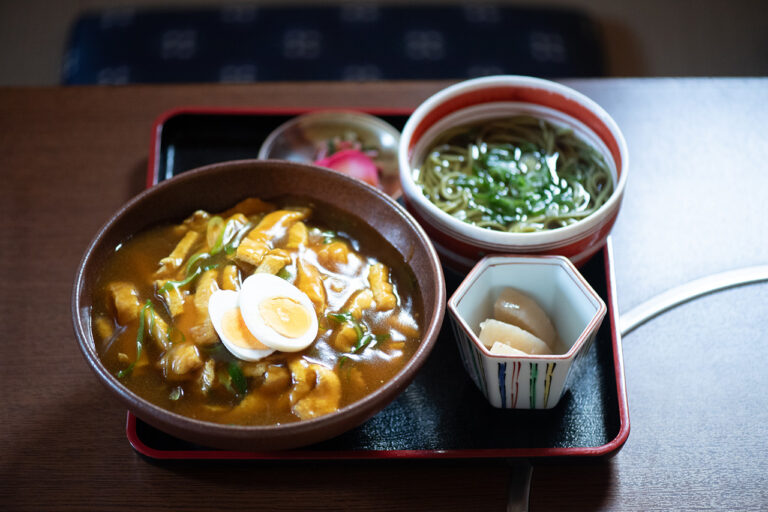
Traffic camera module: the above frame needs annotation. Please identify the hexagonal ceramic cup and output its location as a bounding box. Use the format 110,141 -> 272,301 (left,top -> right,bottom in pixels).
448,255 -> 606,409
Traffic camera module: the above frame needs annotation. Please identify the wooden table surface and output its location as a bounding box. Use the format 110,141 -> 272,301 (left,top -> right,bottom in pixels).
2,78 -> 767,511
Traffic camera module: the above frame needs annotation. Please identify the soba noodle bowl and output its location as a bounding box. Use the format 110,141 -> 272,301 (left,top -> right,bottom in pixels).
413,116 -> 613,232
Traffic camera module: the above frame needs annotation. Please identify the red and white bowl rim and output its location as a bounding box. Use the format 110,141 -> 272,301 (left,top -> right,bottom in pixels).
398,75 -> 629,252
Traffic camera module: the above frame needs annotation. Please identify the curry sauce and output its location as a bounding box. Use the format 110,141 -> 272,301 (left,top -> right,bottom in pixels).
91,197 -> 422,425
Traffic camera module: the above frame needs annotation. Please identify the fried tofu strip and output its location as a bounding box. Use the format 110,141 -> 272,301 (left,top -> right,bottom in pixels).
146,308 -> 171,351
288,359 -> 314,405
221,197 -> 275,218
332,289 -> 374,352
220,264 -> 241,291
189,269 -> 219,346
368,263 -> 397,311
224,391 -> 294,424
333,326 -> 357,353
333,330 -> 357,353
108,281 -> 171,350
183,210 -> 210,231
235,209 -> 309,266
94,316 -> 114,342
199,359 -> 216,394
160,342 -> 203,380
224,212 -> 250,230
155,231 -> 200,278
254,208 -> 310,240
256,249 -> 291,275
235,234 -> 270,267
261,365 -> 291,394
316,241 -> 351,271
291,363 -> 341,420
296,259 -> 326,314
106,282 -> 141,325
154,280 -> 187,317
214,213 -> 250,251
241,361 -> 268,379
386,311 -> 421,341
348,289 -> 374,319
286,221 -> 308,249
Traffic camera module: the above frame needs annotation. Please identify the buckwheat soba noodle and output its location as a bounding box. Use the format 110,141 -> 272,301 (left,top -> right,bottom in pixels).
413,116 -> 614,232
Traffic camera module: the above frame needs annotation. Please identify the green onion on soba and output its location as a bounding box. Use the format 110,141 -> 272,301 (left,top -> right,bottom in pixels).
414,116 -> 613,232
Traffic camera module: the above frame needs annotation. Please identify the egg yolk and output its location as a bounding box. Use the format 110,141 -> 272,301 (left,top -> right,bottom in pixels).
259,297 -> 312,338
221,308 -> 270,350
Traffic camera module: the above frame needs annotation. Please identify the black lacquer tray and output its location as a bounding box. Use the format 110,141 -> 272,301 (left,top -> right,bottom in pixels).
128,108 -> 629,460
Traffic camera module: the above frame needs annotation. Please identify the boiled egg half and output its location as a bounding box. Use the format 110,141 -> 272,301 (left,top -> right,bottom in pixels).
208,273 -> 318,361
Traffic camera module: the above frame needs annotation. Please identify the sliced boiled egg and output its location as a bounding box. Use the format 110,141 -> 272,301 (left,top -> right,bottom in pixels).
239,273 -> 318,353
208,289 -> 276,361
208,273 -> 319,361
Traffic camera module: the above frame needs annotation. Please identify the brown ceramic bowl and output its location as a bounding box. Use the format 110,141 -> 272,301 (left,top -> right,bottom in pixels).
72,160 -> 445,451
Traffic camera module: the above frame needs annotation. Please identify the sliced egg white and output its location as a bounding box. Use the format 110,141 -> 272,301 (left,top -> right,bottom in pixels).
208,289 -> 275,362
239,273 -> 318,353
208,274 -> 319,361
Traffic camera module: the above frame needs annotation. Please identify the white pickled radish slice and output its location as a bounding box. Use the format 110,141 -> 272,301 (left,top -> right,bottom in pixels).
489,342 -> 528,356
478,319 -> 552,355
493,288 -> 557,346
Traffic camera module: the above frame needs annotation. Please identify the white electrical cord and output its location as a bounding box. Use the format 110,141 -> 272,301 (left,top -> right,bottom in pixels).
620,265 -> 768,336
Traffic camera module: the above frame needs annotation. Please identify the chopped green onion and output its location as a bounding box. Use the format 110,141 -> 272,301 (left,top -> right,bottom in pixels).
158,268 -> 201,294
352,332 -> 388,353
206,216 -> 224,251
167,326 -> 186,345
223,222 -> 254,255
352,322 -> 364,343
212,218 -> 253,255
327,311 -> 365,341
326,311 -> 354,325
277,267 -> 293,281
321,230 -> 336,244
217,367 -> 234,394
353,333 -> 372,353
169,387 -> 183,400
117,300 -> 152,378
185,252 -> 210,275
228,362 -> 248,396
328,311 -> 390,364
210,222 -> 229,255
146,303 -> 156,336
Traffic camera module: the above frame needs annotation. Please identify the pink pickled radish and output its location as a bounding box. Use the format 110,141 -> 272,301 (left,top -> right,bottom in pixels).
314,149 -> 380,188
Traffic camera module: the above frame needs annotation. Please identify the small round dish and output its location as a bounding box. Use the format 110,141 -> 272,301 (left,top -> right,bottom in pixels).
398,75 -> 629,271
259,110 -> 402,198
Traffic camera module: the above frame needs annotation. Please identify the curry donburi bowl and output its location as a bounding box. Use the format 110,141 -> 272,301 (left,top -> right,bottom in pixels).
72,160 -> 445,451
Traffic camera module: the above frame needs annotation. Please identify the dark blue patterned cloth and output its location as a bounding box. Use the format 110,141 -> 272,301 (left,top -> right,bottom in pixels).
62,4 -> 603,84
